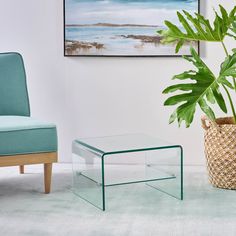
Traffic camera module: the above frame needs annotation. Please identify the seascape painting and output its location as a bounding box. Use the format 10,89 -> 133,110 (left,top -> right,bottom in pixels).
64,0 -> 199,56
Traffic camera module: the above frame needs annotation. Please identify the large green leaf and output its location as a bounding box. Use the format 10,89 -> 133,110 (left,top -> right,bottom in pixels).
158,5 -> 236,53
228,8 -> 236,39
163,47 -> 233,127
220,50 -> 236,79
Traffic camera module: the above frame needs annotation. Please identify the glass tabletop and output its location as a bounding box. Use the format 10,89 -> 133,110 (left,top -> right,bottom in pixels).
75,134 -> 180,155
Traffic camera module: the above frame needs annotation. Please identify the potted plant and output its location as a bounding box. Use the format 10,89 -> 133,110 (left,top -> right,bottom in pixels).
158,5 -> 236,189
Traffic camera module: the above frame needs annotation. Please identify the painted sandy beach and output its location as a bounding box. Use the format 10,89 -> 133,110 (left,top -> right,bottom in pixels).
64,0 -> 198,56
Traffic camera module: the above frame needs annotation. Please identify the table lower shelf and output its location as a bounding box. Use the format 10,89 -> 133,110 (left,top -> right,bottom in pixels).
75,164 -> 177,187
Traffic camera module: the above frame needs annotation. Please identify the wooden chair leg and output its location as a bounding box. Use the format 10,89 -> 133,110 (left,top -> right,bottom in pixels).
19,165 -> 24,174
44,163 -> 52,194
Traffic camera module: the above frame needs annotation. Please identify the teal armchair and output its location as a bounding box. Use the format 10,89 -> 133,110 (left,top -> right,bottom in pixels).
0,52 -> 57,193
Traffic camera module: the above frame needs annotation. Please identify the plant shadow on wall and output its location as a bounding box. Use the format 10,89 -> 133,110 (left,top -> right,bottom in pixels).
158,5 -> 236,190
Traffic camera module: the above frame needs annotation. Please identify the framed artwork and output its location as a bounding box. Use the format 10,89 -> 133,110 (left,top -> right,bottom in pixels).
64,0 -> 199,57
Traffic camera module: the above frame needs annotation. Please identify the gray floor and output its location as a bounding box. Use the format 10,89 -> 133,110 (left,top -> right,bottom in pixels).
0,164 -> 236,236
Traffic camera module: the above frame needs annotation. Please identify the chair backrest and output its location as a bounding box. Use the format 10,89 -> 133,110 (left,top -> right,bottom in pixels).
0,52 -> 30,116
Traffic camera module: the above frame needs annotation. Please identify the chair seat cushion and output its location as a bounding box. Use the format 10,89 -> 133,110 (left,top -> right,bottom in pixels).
0,116 -> 57,156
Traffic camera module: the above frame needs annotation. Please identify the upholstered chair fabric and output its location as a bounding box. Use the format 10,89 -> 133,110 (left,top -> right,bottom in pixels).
0,116 -> 57,156
0,52 -> 57,156
0,52 -> 30,116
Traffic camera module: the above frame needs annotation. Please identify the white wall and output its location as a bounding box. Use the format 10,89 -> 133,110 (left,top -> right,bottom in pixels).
0,0 -> 235,165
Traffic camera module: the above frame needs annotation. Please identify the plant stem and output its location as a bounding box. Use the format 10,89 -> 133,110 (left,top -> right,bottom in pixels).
221,41 -> 236,123
221,41 -> 236,92
221,41 -> 229,56
222,84 -> 236,123
233,79 -> 236,93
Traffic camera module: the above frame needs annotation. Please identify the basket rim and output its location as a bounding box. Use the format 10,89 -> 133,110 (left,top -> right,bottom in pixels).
214,117 -> 236,126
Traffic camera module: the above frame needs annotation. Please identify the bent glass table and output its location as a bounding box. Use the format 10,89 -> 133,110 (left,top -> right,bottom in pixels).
72,134 -> 183,211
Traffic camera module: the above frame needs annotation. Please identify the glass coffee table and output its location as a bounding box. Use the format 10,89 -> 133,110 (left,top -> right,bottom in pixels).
72,134 -> 183,211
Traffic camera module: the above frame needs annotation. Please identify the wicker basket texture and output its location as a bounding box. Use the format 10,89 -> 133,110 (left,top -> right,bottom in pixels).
202,116 -> 236,190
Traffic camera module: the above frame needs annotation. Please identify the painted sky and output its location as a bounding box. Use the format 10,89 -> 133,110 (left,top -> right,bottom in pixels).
65,0 -> 198,26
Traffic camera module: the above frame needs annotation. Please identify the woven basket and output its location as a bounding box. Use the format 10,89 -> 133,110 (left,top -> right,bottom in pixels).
201,116 -> 236,190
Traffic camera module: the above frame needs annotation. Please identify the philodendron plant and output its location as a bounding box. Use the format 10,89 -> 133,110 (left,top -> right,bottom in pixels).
158,5 -> 236,127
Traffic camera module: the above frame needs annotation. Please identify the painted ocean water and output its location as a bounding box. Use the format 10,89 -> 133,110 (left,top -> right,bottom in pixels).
65,0 -> 198,56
